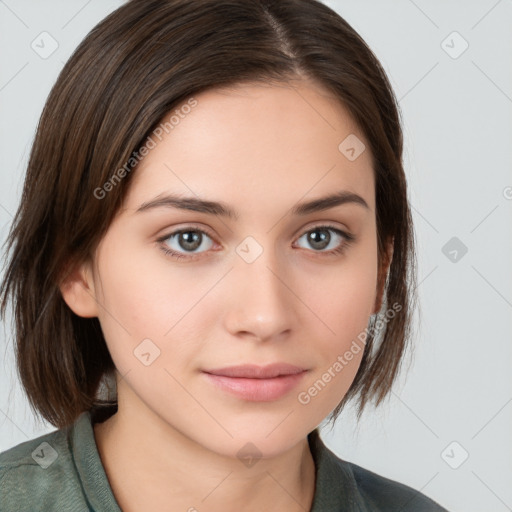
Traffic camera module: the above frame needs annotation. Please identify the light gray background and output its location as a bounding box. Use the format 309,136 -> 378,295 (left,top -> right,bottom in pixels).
1,1 -> 511,511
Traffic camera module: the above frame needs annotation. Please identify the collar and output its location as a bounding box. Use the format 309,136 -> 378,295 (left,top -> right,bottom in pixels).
71,408 -> 122,511
308,428 -> 366,511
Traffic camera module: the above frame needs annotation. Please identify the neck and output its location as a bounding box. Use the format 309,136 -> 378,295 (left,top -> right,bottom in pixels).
93,403 -> 316,512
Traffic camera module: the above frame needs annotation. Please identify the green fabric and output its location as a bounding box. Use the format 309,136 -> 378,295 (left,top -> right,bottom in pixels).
0,409 -> 449,511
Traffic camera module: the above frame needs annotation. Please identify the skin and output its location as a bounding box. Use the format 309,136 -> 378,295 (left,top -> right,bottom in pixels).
60,78 -> 392,512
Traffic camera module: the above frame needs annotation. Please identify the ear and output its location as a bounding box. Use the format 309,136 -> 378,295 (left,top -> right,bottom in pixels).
59,259 -> 100,318
373,237 -> 394,315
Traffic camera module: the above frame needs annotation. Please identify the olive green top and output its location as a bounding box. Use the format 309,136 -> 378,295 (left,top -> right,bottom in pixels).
0,407 -> 449,511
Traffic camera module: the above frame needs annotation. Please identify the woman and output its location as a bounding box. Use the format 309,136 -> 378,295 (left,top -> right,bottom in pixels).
0,0 -> 449,510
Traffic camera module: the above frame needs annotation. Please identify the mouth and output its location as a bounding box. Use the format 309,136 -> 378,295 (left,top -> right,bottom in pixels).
202,363 -> 308,401
203,363 -> 306,379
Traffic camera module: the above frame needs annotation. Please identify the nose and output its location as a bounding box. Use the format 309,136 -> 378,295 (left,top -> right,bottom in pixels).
222,242 -> 299,342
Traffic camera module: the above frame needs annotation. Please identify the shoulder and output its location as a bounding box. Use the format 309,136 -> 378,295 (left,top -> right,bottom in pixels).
0,425 -> 85,511
344,459 -> 449,511
308,429 -> 450,511
0,425 -> 68,474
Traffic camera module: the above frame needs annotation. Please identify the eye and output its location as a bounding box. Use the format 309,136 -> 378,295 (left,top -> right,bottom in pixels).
294,224 -> 355,256
157,224 -> 355,261
157,227 -> 216,260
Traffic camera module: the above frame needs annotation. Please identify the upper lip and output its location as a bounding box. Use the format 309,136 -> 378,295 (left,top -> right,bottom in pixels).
203,363 -> 306,379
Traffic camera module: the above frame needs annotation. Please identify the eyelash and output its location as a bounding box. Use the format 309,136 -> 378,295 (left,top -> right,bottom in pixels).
156,224 -> 355,261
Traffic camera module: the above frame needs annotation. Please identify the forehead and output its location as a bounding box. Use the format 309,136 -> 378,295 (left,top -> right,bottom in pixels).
124,79 -> 375,215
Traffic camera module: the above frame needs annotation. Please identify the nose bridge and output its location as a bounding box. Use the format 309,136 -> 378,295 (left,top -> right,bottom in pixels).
224,236 -> 296,339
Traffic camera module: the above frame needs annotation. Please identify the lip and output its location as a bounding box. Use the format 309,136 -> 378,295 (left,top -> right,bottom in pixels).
202,364 -> 308,402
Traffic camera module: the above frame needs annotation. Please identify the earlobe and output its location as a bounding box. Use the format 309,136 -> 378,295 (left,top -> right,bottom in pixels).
59,260 -> 99,318
373,238 -> 394,315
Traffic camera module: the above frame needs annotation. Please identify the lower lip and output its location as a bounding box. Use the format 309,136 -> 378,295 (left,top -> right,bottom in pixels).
203,371 -> 307,401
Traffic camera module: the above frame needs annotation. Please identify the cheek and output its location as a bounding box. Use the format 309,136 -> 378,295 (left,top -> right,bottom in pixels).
305,239 -> 378,343
295,236 -> 378,409
92,236 -> 217,369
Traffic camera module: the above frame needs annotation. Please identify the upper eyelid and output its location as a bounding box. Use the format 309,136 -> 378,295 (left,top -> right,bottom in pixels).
159,222 -> 349,238
158,224 -> 216,243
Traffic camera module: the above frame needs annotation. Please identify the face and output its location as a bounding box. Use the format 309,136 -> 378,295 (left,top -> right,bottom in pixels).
64,79 -> 387,458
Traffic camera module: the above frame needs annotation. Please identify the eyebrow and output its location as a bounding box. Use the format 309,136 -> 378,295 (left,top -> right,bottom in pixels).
135,190 -> 369,219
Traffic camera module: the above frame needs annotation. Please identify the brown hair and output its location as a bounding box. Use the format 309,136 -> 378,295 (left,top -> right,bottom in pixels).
0,0 -> 417,429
